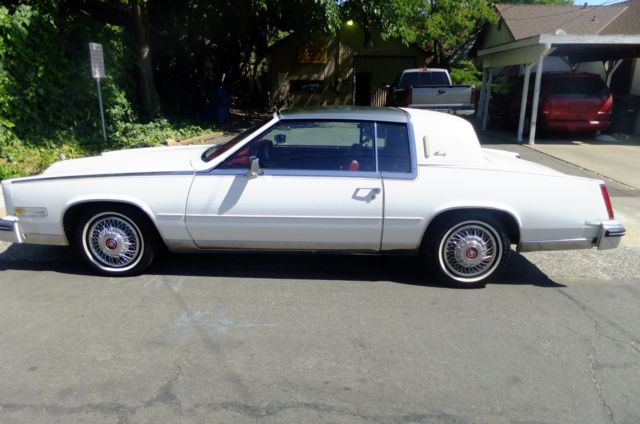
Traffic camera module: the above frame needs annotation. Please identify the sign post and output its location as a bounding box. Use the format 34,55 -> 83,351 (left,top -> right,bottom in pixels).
89,42 -> 107,142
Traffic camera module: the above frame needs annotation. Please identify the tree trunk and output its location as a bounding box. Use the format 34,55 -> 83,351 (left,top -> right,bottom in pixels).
132,0 -> 159,121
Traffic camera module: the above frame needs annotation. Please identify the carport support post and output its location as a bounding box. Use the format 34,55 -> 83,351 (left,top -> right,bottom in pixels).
481,68 -> 493,131
517,64 -> 532,143
476,68 -> 488,124
528,57 -> 544,145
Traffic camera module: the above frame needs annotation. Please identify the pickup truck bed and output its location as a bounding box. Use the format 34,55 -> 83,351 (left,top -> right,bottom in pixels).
389,68 -> 476,115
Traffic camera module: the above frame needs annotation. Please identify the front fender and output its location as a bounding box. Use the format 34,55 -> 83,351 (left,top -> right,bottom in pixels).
61,194 -> 157,230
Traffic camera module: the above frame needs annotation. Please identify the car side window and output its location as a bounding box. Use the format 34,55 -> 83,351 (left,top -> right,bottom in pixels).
218,120 -> 375,172
376,123 -> 411,173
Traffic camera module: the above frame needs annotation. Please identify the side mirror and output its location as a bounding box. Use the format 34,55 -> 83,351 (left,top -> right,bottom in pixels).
248,156 -> 263,177
274,134 -> 286,144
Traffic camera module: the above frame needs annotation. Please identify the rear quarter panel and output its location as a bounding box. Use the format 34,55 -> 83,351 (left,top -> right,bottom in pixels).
382,165 -> 608,250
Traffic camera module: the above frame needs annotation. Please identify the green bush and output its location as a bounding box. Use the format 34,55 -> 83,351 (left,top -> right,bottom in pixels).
0,4 -> 217,180
0,120 -> 216,180
450,60 -> 482,87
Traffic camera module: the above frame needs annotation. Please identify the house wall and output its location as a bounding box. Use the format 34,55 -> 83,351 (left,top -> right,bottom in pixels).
269,36 -> 343,107
269,23 -> 428,107
482,21 -> 515,49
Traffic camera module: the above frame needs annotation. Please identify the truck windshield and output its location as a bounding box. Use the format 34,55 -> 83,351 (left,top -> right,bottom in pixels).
399,71 -> 449,87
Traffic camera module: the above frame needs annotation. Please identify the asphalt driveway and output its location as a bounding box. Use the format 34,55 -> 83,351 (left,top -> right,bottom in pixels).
1,242 -> 640,424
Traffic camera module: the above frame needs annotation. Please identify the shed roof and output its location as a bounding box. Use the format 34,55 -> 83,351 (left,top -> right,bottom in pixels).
495,3 -> 628,40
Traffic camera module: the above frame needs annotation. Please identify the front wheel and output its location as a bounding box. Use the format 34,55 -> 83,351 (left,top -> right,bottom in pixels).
424,215 -> 511,288
76,207 -> 156,276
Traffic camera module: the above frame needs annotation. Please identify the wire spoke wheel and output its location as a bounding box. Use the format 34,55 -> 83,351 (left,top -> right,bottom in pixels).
443,224 -> 498,278
430,218 -> 508,286
81,212 -> 145,273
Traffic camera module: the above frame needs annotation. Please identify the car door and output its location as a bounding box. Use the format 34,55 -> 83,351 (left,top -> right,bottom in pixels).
185,119 -> 384,251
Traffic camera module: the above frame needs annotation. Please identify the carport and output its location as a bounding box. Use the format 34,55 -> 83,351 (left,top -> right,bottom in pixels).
476,34 -> 640,144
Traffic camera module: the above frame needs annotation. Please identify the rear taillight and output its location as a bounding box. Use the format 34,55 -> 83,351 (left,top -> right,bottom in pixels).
471,86 -> 478,104
600,184 -> 615,220
541,99 -> 551,115
601,95 -> 614,113
404,87 -> 413,106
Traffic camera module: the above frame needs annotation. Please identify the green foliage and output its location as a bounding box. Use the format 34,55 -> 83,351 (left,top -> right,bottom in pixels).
109,119 -> 214,149
503,0 -> 572,4
450,60 -> 482,87
0,119 -> 216,179
0,4 -> 137,136
0,3 -> 218,180
341,0 -> 498,65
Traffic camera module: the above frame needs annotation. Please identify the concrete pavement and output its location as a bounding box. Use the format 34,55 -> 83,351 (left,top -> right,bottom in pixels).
528,136 -> 640,190
480,132 -> 640,248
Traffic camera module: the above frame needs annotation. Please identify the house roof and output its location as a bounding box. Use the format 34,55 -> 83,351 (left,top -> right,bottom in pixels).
600,0 -> 640,35
495,3 -> 629,40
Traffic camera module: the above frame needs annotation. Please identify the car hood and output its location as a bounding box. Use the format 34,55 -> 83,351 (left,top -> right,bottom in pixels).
41,145 -> 205,177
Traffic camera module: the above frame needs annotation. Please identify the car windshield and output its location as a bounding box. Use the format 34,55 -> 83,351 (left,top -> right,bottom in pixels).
201,117 -> 273,162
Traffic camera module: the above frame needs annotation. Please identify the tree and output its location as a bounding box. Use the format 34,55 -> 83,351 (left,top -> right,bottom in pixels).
147,0 -> 341,114
59,0 -> 160,120
340,0 -> 498,66
504,0 -> 572,4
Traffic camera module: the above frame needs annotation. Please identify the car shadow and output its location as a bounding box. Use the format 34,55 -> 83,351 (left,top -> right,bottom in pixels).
0,244 -> 563,289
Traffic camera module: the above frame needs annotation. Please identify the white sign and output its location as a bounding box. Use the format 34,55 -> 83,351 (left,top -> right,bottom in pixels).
89,42 -> 105,79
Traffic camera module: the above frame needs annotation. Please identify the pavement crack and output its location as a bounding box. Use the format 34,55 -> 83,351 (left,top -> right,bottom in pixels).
588,346 -> 616,424
143,364 -> 183,414
556,289 -> 639,350
189,400 -> 470,423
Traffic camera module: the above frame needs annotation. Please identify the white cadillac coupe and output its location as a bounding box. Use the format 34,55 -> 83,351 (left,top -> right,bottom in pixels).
0,107 -> 625,287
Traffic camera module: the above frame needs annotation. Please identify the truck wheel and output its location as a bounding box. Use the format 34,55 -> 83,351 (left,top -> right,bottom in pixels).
424,214 -> 510,288
76,207 -> 156,276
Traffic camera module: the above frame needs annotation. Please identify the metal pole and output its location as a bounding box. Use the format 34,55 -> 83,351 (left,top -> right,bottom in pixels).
528,57 -> 544,145
476,68 -> 488,124
517,64 -> 532,143
96,78 -> 107,142
482,68 -> 493,131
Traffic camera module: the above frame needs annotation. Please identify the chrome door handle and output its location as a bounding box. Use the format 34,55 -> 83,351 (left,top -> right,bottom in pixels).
353,187 -> 381,202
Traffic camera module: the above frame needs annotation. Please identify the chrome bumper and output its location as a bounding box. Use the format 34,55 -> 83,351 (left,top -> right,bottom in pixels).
596,222 -> 625,250
0,216 -> 22,244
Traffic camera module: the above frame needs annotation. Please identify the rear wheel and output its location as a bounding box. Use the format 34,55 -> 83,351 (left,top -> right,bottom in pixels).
424,214 -> 510,288
75,207 -> 156,276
